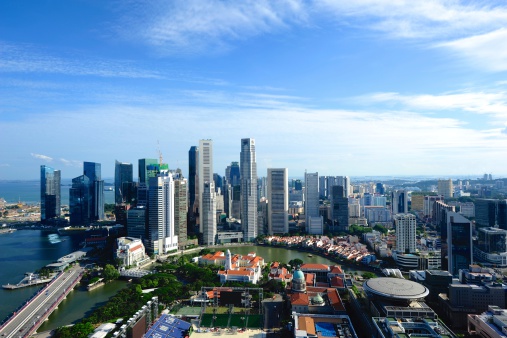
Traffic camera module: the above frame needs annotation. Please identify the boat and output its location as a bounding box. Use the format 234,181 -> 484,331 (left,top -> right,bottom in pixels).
308,254 -> 313,257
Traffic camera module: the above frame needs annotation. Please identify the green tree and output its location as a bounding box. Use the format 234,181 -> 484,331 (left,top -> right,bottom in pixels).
288,258 -> 303,267
103,264 -> 120,282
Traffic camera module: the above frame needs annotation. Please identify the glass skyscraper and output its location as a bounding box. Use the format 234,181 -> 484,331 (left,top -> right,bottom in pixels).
240,138 -> 257,241
69,162 -> 104,225
114,160 -> 134,204
40,165 -> 61,222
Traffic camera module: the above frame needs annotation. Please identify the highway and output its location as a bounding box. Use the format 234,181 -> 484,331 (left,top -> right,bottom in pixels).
0,265 -> 84,338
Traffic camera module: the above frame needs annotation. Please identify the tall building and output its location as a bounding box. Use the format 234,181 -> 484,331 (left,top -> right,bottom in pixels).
330,185 -> 348,232
174,174 -> 188,248
394,213 -> 416,254
305,172 -> 323,235
147,172 -> 178,255
188,146 -> 198,234
201,181 -> 217,246
475,199 -> 507,229
267,168 -> 288,235
441,211 -> 473,276
224,161 -> 241,219
376,183 -> 385,195
391,190 -> 408,214
138,158 -> 159,185
114,160 -> 133,204
138,160 -> 169,207
40,165 -> 61,222
198,140 -> 213,237
127,207 -> 147,240
70,162 -> 104,225
83,161 -> 104,221
438,179 -> 453,199
319,176 -> 327,199
240,138 -> 258,241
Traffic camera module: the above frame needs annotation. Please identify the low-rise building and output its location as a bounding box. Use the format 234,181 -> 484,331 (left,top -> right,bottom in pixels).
293,313 -> 358,338
468,305 -> 507,338
115,237 -> 149,268
373,317 -> 456,338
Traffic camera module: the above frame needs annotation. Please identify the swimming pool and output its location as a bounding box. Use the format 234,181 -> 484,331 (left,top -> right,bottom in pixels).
315,322 -> 335,337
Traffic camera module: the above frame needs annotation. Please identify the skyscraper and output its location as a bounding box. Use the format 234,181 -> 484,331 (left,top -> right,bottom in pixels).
438,179 -> 453,199
394,213 -> 416,254
240,138 -> 257,241
114,160 -> 133,204
267,168 -> 288,235
201,181 -> 217,246
198,140 -> 214,242
330,185 -> 348,232
174,174 -> 188,248
391,190 -> 408,215
138,158 -> 159,186
147,172 -> 178,255
305,172 -> 323,235
83,161 -> 104,221
40,165 -> 61,222
441,211 -> 473,276
138,159 -> 167,208
188,146 -> 198,234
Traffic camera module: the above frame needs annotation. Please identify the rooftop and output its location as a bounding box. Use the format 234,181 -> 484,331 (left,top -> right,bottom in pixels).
364,278 -> 429,300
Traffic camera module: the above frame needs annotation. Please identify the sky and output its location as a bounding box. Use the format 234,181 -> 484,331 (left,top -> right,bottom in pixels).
2,1 -> 507,180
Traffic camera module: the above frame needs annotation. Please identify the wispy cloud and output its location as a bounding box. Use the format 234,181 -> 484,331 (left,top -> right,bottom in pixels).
0,42 -> 163,78
30,153 -> 53,162
59,158 -> 82,167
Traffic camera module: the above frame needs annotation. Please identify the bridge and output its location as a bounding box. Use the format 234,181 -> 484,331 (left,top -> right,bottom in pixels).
0,265 -> 85,338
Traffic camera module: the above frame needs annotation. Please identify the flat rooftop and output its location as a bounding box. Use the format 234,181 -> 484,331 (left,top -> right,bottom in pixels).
364,278 -> 429,300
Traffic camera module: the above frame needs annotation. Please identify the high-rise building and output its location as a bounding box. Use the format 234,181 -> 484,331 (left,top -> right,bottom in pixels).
475,199 -> 507,229
394,213 -> 416,254
138,160 -> 168,208
40,165 -> 61,222
201,181 -> 217,246
391,190 -> 408,215
441,211 -> 473,276
305,171 -> 323,235
83,161 -> 104,221
70,162 -> 104,225
198,140 -> 213,237
423,195 -> 444,218
188,146 -> 198,234
224,161 -> 240,219
376,183 -> 385,195
114,160 -> 133,204
147,172 -> 178,255
138,158 -> 159,185
174,175 -> 188,248
267,168 -> 288,235
127,207 -> 147,240
240,138 -> 257,241
438,179 -> 453,199
319,176 -> 327,199
330,185 -> 348,232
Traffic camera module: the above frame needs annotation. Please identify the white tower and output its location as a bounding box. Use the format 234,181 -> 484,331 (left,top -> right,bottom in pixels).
395,213 -> 416,254
240,138 -> 258,242
198,140 -> 213,235
202,181 -> 217,246
225,249 -> 232,270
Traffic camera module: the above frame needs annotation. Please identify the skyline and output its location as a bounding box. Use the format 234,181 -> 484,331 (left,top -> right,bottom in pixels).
2,1 -> 507,179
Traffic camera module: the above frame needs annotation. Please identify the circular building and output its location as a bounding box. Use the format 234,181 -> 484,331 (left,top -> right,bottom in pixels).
292,268 -> 306,293
363,277 -> 429,302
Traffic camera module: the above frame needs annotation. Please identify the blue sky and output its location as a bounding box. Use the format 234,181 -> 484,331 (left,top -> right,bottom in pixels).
2,0 -> 507,180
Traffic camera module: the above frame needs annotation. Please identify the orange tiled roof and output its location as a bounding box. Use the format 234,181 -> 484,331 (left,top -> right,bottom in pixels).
300,263 -> 329,271
330,265 -> 343,274
129,244 -> 143,252
290,293 -> 309,305
330,276 -> 344,288
327,289 -> 346,312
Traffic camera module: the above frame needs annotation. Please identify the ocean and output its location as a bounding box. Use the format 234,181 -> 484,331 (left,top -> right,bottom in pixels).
0,179 -> 114,205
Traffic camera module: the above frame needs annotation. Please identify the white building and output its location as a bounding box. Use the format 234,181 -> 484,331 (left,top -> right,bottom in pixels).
198,139 -> 213,234
202,181 -> 217,246
148,172 -> 178,255
468,306 -> 507,338
267,168 -> 289,235
115,237 -> 149,267
395,213 -> 416,254
240,138 -> 258,242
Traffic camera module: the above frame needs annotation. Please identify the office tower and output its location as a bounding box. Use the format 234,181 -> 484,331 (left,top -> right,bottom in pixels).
319,176 -> 327,199
83,161 -> 104,221
138,159 -> 159,185
376,183 -> 385,195
438,179 -> 453,199
305,171 -> 323,235
423,195 -> 444,218
201,181 -> 216,246
174,175 -> 188,248
40,165 -> 61,222
475,199 -> 507,229
138,159 -> 168,207
441,211 -> 473,276
227,162 -> 240,186
188,146 -> 198,234
330,185 -> 348,232
114,160 -> 133,204
225,161 -> 241,219
391,190 -> 408,214
69,175 -> 91,225
258,176 -> 267,200
127,207 -> 147,240
267,168 -> 288,235
147,172 -> 178,255
198,140 -> 213,236
394,213 -> 416,254
240,138 -> 258,241
258,198 -> 268,235
373,196 -> 387,207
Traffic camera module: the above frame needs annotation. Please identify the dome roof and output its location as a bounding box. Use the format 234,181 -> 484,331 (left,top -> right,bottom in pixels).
312,294 -> 324,304
293,269 -> 304,280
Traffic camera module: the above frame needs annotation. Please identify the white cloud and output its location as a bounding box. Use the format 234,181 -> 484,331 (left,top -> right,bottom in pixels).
59,158 -> 82,167
30,153 -> 53,162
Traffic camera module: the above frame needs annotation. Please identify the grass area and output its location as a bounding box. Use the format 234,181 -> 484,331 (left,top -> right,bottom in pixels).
247,315 -> 262,328
204,306 -> 229,314
175,306 -> 202,316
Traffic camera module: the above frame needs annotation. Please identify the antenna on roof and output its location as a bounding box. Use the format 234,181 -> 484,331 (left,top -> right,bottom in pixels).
157,140 -> 163,165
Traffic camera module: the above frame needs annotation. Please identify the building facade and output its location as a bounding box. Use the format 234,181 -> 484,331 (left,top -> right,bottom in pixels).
114,160 -> 133,204
198,140 -> 213,237
240,138 -> 258,241
394,213 -> 416,254
202,181 -> 217,246
40,165 -> 61,222
267,168 -> 288,235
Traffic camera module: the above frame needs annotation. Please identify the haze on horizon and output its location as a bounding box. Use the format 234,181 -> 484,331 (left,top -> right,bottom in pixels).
2,1 -> 507,180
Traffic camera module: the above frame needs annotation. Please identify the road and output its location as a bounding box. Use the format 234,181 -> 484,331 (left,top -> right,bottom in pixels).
0,265 -> 84,338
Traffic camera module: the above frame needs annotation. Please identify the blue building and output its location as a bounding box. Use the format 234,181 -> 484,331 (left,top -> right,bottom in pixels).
40,165 -> 61,222
69,162 -> 104,225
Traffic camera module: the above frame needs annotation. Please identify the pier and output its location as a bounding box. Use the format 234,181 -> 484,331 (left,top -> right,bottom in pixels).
2,273 -> 53,290
0,265 -> 84,338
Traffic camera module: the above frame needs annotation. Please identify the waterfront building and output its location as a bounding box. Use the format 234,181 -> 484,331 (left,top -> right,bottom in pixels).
393,251 -> 441,271
198,139 -> 213,237
69,161 -> 104,225
391,190 -> 408,214
115,237 -> 149,267
330,185 -> 348,232
40,165 -> 61,222
267,168 -> 289,235
188,146 -> 198,234
240,138 -> 258,241
217,249 -> 263,284
83,161 -> 104,221
147,172 -> 178,255
201,181 -> 216,246
127,207 -> 146,240
394,213 -> 416,254
438,179 -> 453,199
441,211 -> 473,276
114,160 -> 133,204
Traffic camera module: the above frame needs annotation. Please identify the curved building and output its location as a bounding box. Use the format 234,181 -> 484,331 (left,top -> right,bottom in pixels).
363,277 -> 429,301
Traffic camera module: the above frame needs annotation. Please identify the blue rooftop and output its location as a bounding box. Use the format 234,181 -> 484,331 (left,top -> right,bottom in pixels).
145,314 -> 191,338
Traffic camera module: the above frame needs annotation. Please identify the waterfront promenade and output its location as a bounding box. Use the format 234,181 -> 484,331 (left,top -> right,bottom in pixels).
0,265 -> 84,338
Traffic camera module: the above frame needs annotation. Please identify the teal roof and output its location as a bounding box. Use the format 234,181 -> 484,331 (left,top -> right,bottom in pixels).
293,270 -> 304,280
